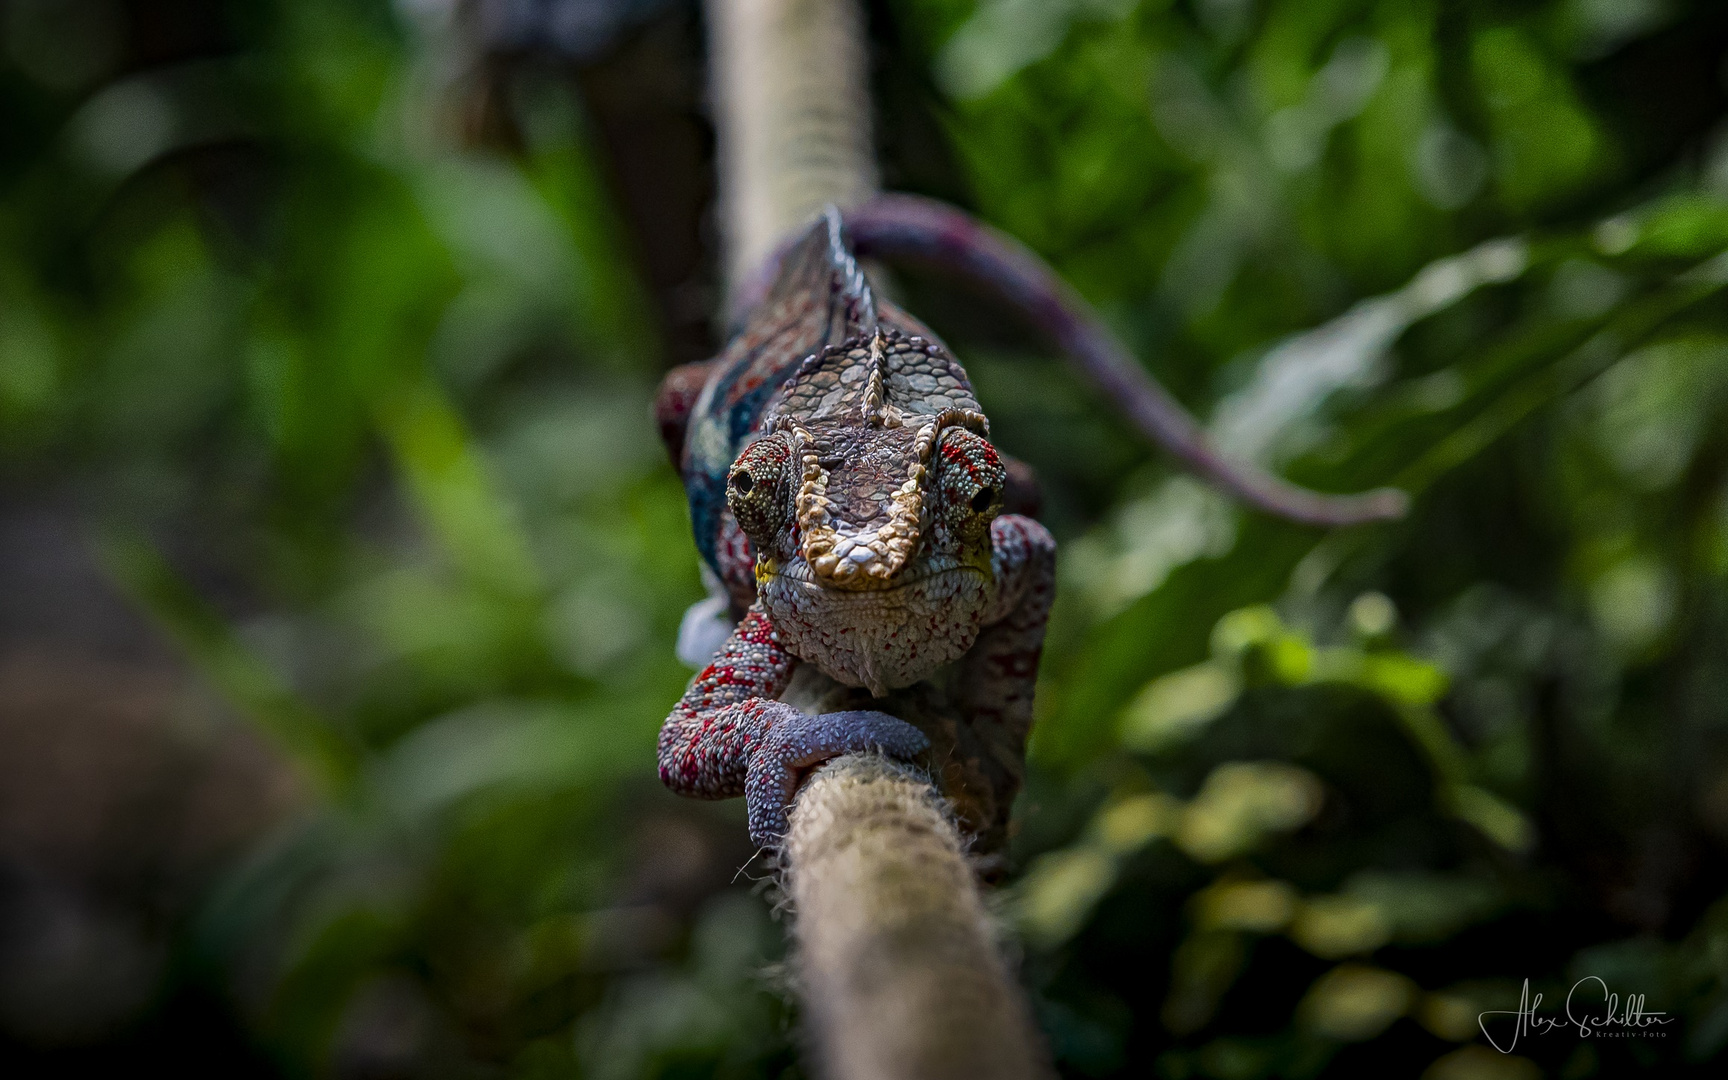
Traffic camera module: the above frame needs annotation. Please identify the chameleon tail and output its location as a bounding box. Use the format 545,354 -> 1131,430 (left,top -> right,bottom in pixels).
841,193 -> 1409,528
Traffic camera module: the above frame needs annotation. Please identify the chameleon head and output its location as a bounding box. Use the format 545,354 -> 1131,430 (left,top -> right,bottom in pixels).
725,409 -> 1007,696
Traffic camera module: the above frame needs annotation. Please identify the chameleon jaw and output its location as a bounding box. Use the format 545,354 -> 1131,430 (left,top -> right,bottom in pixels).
786,407 -> 990,588
756,556 -> 996,695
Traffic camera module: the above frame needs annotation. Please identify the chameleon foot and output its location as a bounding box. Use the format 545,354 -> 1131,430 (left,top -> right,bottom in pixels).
745,707 -> 929,847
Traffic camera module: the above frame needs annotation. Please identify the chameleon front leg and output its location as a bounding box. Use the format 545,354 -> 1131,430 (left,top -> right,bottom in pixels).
961,514 -> 1059,755
658,603 -> 928,846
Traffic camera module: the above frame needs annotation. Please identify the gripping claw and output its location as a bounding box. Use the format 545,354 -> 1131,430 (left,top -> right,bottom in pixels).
745,708 -> 929,847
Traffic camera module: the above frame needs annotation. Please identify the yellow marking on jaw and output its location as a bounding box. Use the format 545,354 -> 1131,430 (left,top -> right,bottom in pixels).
963,547 -> 994,576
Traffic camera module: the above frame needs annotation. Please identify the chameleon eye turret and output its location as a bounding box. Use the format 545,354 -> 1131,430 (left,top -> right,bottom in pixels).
931,426 -> 1006,549
724,434 -> 794,548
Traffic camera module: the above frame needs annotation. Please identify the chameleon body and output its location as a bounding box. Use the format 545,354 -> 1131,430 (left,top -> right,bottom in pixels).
655,209 -> 1056,847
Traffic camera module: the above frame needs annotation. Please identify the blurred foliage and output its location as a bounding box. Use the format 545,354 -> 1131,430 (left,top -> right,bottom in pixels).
5,0 -> 1728,1077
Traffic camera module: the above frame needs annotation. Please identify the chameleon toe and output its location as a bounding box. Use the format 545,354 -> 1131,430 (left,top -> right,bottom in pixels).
744,709 -> 929,847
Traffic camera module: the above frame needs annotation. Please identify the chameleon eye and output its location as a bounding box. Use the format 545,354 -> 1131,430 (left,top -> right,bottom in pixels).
933,427 -> 1006,540
725,435 -> 793,547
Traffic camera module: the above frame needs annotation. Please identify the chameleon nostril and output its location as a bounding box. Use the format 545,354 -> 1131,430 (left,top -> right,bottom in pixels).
732,471 -> 754,494
971,487 -> 994,513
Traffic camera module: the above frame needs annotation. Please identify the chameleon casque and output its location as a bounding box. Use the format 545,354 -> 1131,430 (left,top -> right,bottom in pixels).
654,208 -> 1055,851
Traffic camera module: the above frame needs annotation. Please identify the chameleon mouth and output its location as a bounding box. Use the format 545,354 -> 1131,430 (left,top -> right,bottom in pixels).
762,558 -> 988,595
758,556 -> 997,694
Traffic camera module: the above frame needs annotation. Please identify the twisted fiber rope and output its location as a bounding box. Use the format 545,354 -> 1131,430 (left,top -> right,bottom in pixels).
783,753 -> 1048,1080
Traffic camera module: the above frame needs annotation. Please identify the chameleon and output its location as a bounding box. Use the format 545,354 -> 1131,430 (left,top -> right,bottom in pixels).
654,198 -> 1406,850
654,207 -> 1055,849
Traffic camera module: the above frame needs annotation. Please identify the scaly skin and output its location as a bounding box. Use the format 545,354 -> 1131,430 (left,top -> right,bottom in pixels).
656,208 -> 1055,847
